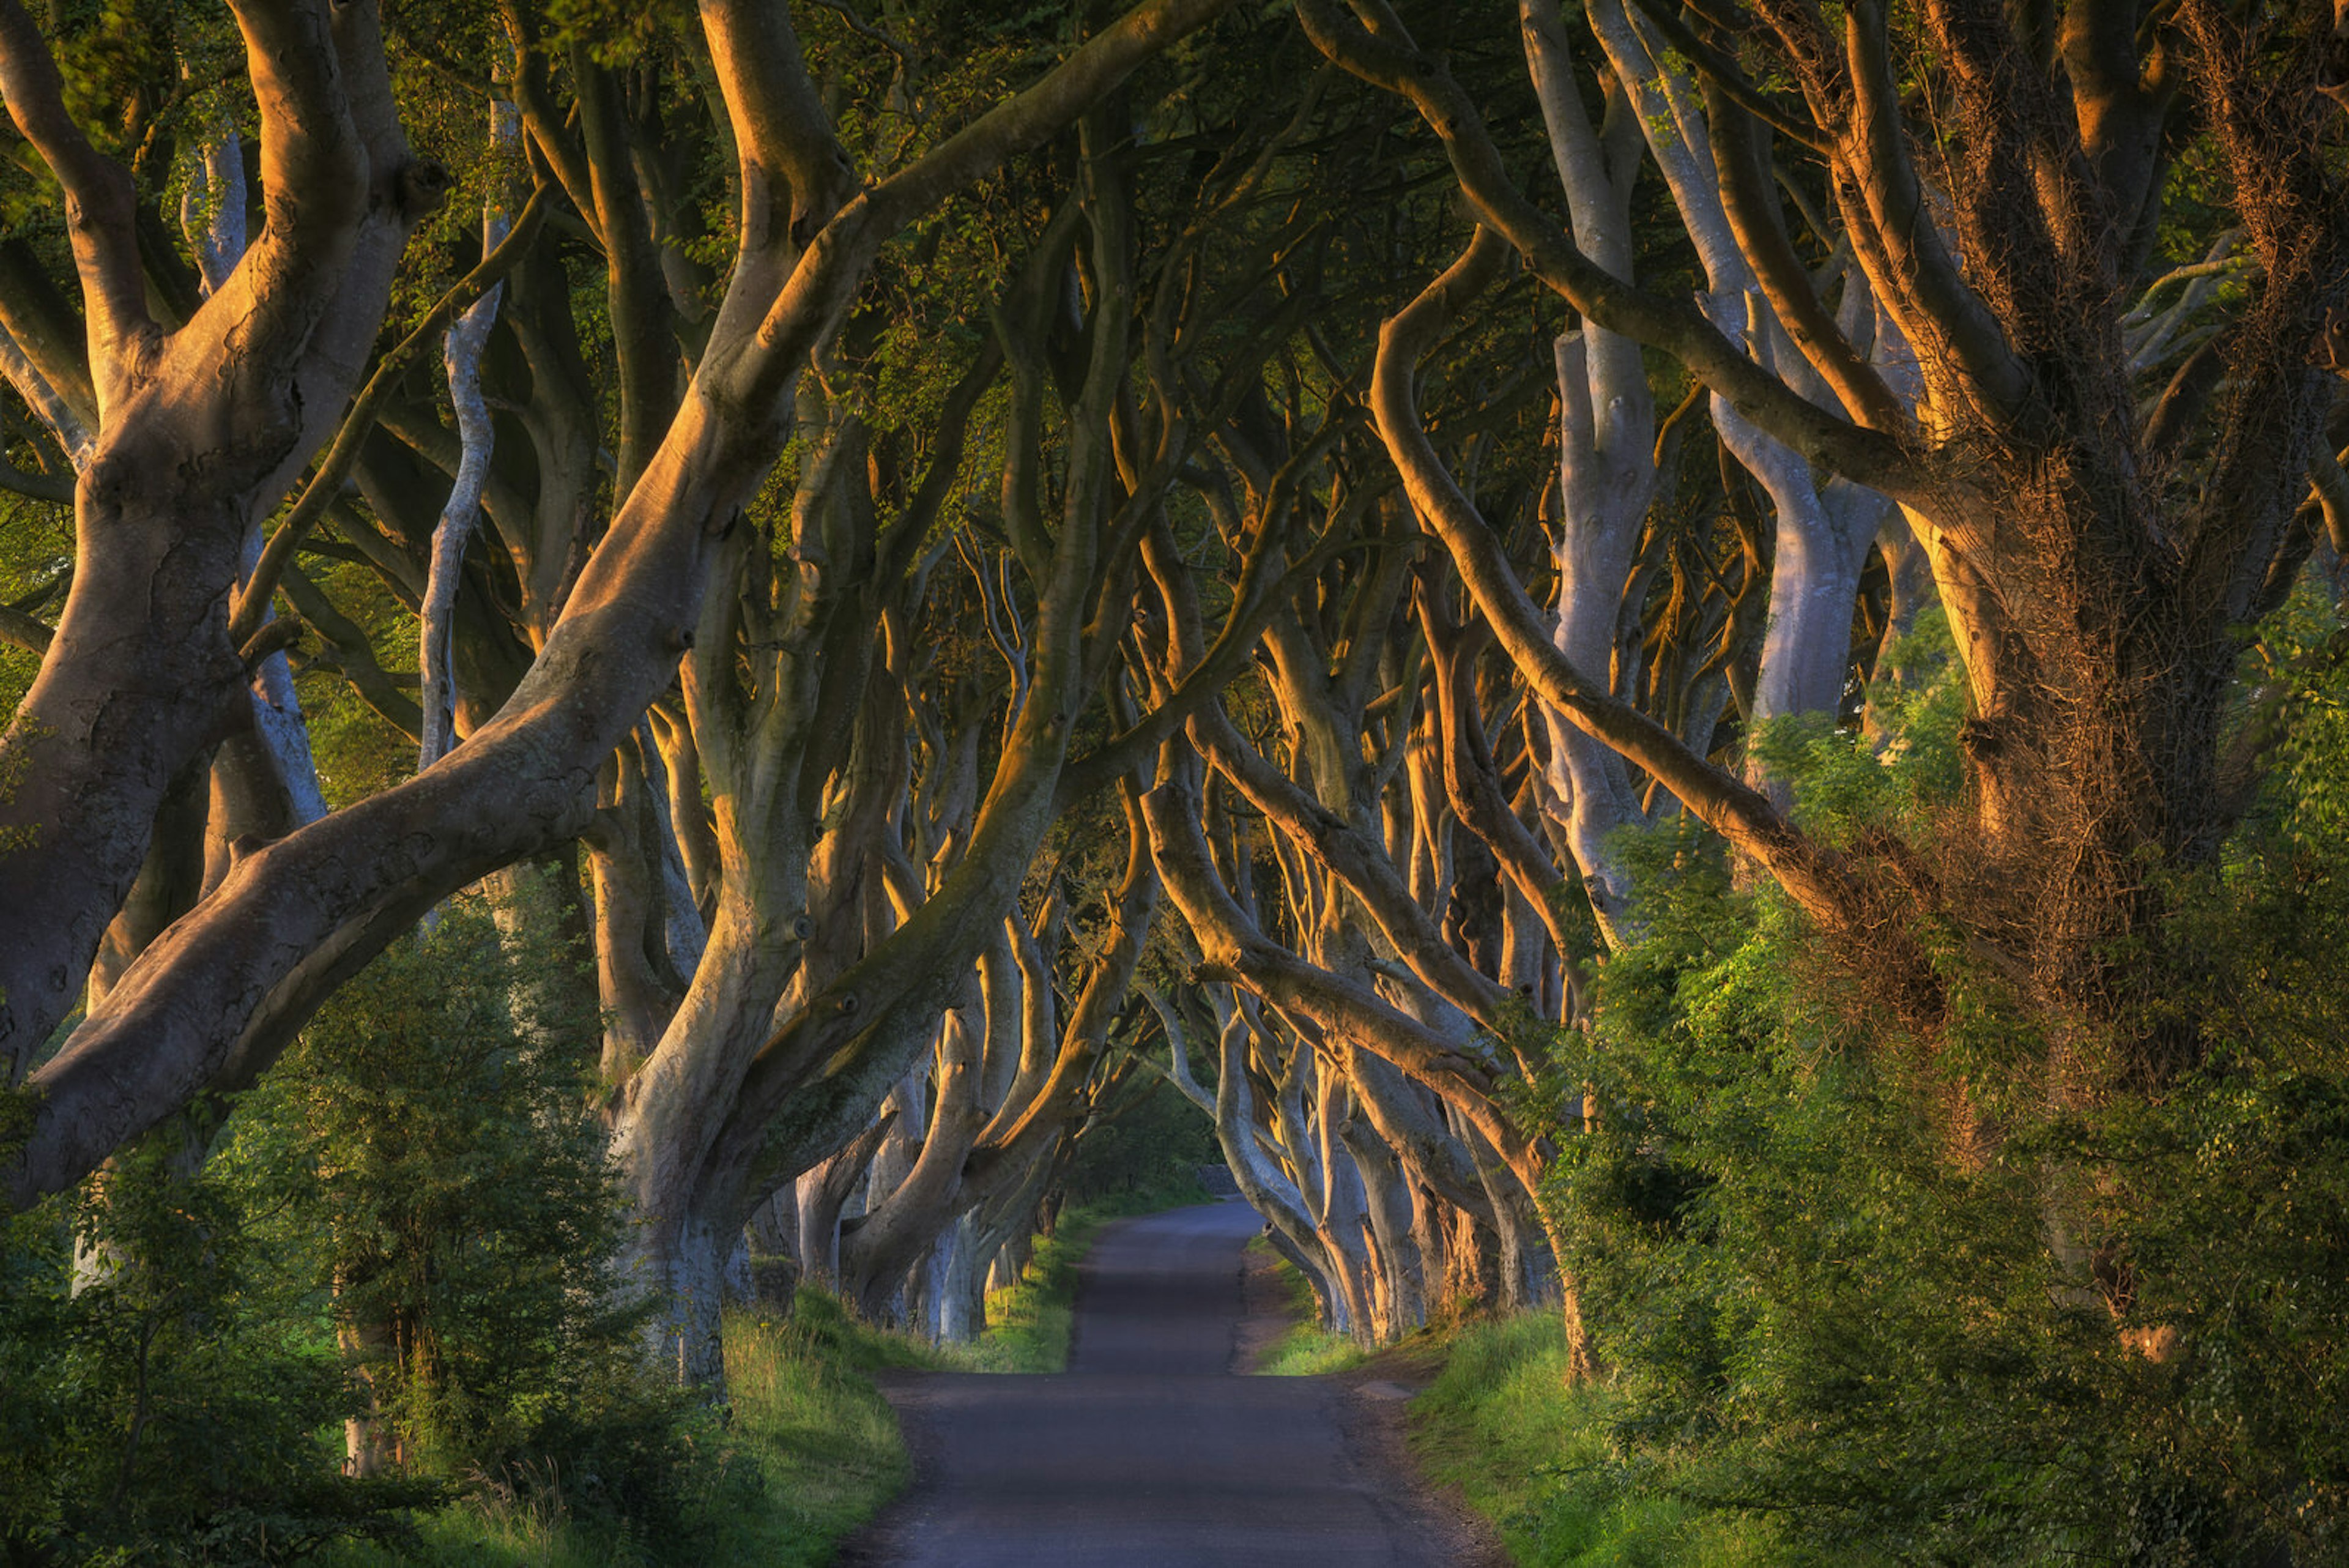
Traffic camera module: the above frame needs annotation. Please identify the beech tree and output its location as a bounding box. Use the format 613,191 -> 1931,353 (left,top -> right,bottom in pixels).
0,0 -> 446,1085
1085,3 -> 1923,1354
7,0 -> 2340,1441
0,0 -> 1238,1226
1235,0 -> 2349,1400
1302,0 -> 2348,1062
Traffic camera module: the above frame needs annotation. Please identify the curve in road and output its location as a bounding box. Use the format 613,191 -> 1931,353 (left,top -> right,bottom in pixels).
844,1199 -> 1478,1567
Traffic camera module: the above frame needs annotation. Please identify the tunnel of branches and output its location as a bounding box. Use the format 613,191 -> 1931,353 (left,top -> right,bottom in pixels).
4,0 -> 2349,1555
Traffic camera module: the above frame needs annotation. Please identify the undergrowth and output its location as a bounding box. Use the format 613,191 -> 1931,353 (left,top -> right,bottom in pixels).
317,1291 -> 936,1567
1409,1313 -> 1844,1568
960,1176 -> 1214,1373
1234,1237 -> 1820,1561
1245,1240 -> 1369,1377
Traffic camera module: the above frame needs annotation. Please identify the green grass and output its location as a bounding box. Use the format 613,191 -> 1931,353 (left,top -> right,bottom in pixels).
1245,1239 -> 1370,1376
311,1180 -> 1215,1562
1256,1326 -> 1370,1376
703,1293 -> 946,1565
960,1178 -> 1212,1373
1410,1313 -> 1848,1568
1234,1251 -> 1826,1565
316,1291 -> 942,1567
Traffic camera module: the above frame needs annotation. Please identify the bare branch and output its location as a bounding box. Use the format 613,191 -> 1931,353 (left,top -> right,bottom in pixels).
700,0 -> 859,248
230,184 -> 552,644
1838,0 -> 2034,419
0,602 -> 51,655
1141,773 -> 1548,1194
1374,226 -> 1939,1018
1293,0 -> 1923,497
1627,0 -> 1833,154
733,0 -> 1240,411
1701,81 -> 1907,430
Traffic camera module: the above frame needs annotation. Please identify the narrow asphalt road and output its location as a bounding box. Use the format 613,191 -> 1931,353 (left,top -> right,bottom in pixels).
841,1199 -> 1477,1567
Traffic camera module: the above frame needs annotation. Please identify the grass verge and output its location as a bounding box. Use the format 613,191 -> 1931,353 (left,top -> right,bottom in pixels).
960,1177 -> 1212,1373
1409,1313 -> 1857,1567
317,1291 -> 943,1567
316,1178 -> 1215,1561
1244,1238 -> 1370,1376
1238,1250 -> 1824,1564
702,1293 -> 946,1565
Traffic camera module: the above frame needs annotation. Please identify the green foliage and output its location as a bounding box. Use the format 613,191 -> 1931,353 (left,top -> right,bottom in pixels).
1742,604 -> 1968,841
1412,1312 -> 1814,1568
0,1134 -> 426,1565
702,1303 -> 918,1566
0,897 -> 844,1565
1054,1074 -> 1220,1213
288,559 -> 425,812
1556,914 -> 2139,1562
318,1296 -> 926,1568
1529,601 -> 2349,1564
222,900 -> 725,1544
0,893 -> 798,1568
0,499 -> 68,725
0,894 -> 771,1565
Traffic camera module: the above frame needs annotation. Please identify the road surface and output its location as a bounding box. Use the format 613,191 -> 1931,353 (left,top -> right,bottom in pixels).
842,1199 -> 1481,1567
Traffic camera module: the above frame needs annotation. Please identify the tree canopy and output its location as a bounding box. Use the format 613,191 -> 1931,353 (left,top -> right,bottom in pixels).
2,0 -> 2347,1558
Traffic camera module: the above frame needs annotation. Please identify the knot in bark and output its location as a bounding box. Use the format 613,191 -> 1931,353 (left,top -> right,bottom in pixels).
395,160 -> 452,223
2319,306 -> 2349,376
1959,715 -> 2011,760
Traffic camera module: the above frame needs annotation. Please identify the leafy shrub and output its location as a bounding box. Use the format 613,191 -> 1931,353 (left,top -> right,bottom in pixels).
0,1132 -> 426,1565
1534,598 -> 2349,1564
221,898 -> 733,1544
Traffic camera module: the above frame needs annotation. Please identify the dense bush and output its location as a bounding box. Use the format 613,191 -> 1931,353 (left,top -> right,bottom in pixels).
0,897 -> 751,1564
0,1128 -> 425,1564
224,898 -> 749,1541
1537,605 -> 2349,1565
